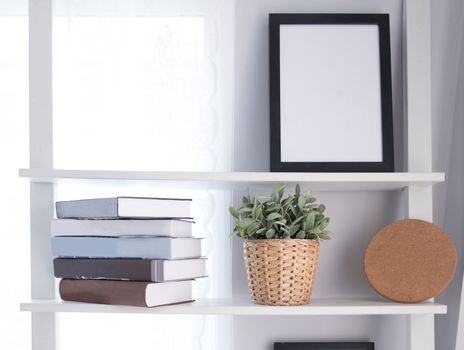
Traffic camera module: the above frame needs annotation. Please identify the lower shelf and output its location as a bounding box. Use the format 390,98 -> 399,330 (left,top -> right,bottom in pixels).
20,298 -> 447,316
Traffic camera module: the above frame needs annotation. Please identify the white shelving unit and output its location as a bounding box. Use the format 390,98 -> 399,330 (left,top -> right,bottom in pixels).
22,0 -> 438,349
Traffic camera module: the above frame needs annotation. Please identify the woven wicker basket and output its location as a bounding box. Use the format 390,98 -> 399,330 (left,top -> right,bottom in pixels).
243,239 -> 320,306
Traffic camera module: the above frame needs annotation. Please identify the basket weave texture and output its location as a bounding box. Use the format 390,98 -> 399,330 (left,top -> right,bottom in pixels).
243,239 -> 320,306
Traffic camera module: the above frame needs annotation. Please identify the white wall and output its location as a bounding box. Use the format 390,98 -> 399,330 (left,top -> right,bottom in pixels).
233,0 -> 404,173
432,1 -> 464,350
232,1 -> 418,350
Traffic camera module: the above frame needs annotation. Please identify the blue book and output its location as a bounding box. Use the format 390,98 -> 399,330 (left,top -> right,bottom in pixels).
51,236 -> 202,260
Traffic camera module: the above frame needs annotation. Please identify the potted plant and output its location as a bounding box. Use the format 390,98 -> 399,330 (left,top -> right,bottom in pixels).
229,184 -> 333,306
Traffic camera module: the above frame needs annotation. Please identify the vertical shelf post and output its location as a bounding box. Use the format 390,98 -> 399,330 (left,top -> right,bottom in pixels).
29,0 -> 56,349
403,0 -> 434,349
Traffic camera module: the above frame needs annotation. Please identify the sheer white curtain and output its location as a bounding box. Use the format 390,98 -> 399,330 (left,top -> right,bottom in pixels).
53,0 -> 233,172
0,1 -> 30,349
52,1 -> 234,350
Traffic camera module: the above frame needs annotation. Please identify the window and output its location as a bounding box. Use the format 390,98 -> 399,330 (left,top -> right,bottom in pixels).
52,1 -> 234,349
0,2 -> 30,349
53,16 -> 216,171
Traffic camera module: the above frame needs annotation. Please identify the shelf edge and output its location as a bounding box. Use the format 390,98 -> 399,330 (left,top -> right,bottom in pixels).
20,299 -> 448,316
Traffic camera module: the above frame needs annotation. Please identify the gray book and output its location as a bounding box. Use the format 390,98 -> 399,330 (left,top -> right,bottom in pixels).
51,219 -> 193,238
56,196 -> 192,219
51,236 -> 202,259
54,258 -> 207,282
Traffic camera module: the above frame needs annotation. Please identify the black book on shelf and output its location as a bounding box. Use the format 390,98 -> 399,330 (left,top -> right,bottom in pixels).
54,257 -> 207,282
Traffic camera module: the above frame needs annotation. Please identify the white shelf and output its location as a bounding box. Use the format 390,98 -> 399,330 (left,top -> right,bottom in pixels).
20,298 -> 446,315
19,168 -> 444,191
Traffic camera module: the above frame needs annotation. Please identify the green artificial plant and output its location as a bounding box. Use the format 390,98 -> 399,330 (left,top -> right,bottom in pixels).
229,184 -> 333,240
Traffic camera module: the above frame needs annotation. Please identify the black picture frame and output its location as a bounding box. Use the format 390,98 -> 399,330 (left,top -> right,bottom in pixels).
274,342 -> 375,350
269,14 -> 394,172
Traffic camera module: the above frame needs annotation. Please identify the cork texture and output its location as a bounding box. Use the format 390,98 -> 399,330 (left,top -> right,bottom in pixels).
364,219 -> 456,303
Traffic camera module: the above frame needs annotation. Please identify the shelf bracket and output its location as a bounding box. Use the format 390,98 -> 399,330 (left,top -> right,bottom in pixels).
404,0 -> 435,348
29,0 -> 56,349
409,314 -> 435,350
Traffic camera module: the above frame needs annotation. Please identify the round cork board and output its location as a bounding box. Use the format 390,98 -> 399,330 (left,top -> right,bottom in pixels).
364,219 -> 456,303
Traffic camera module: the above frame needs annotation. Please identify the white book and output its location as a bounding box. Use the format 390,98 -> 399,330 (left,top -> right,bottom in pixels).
155,259 -> 207,282
56,196 -> 192,219
51,219 -> 193,238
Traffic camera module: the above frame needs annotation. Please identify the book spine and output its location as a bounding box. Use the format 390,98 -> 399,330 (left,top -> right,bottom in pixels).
54,258 -> 153,281
59,279 -> 150,307
51,236 -> 174,259
56,198 -> 118,219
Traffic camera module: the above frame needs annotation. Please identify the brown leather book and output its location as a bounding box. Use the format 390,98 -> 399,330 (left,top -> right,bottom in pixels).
59,279 -> 193,307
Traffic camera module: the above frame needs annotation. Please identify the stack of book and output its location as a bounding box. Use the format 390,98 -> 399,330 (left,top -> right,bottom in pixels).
50,196 -> 206,307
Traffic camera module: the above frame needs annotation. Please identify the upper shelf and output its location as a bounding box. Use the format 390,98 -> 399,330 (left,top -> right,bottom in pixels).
19,168 -> 445,191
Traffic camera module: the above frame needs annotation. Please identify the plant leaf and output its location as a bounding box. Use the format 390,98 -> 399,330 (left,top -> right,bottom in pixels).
266,212 -> 282,221
246,221 -> 261,235
274,219 -> 287,226
229,206 -> 239,219
292,215 -> 305,226
237,218 -> 255,228
306,211 -> 316,229
282,196 -> 294,207
255,204 -> 263,219
322,230 -> 333,237
318,217 -> 330,230
266,228 -> 275,239
298,195 -> 305,211
289,224 -> 299,236
266,203 -> 278,212
306,196 -> 317,203
278,185 -> 285,202
271,185 -> 285,203
319,231 -> 332,240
